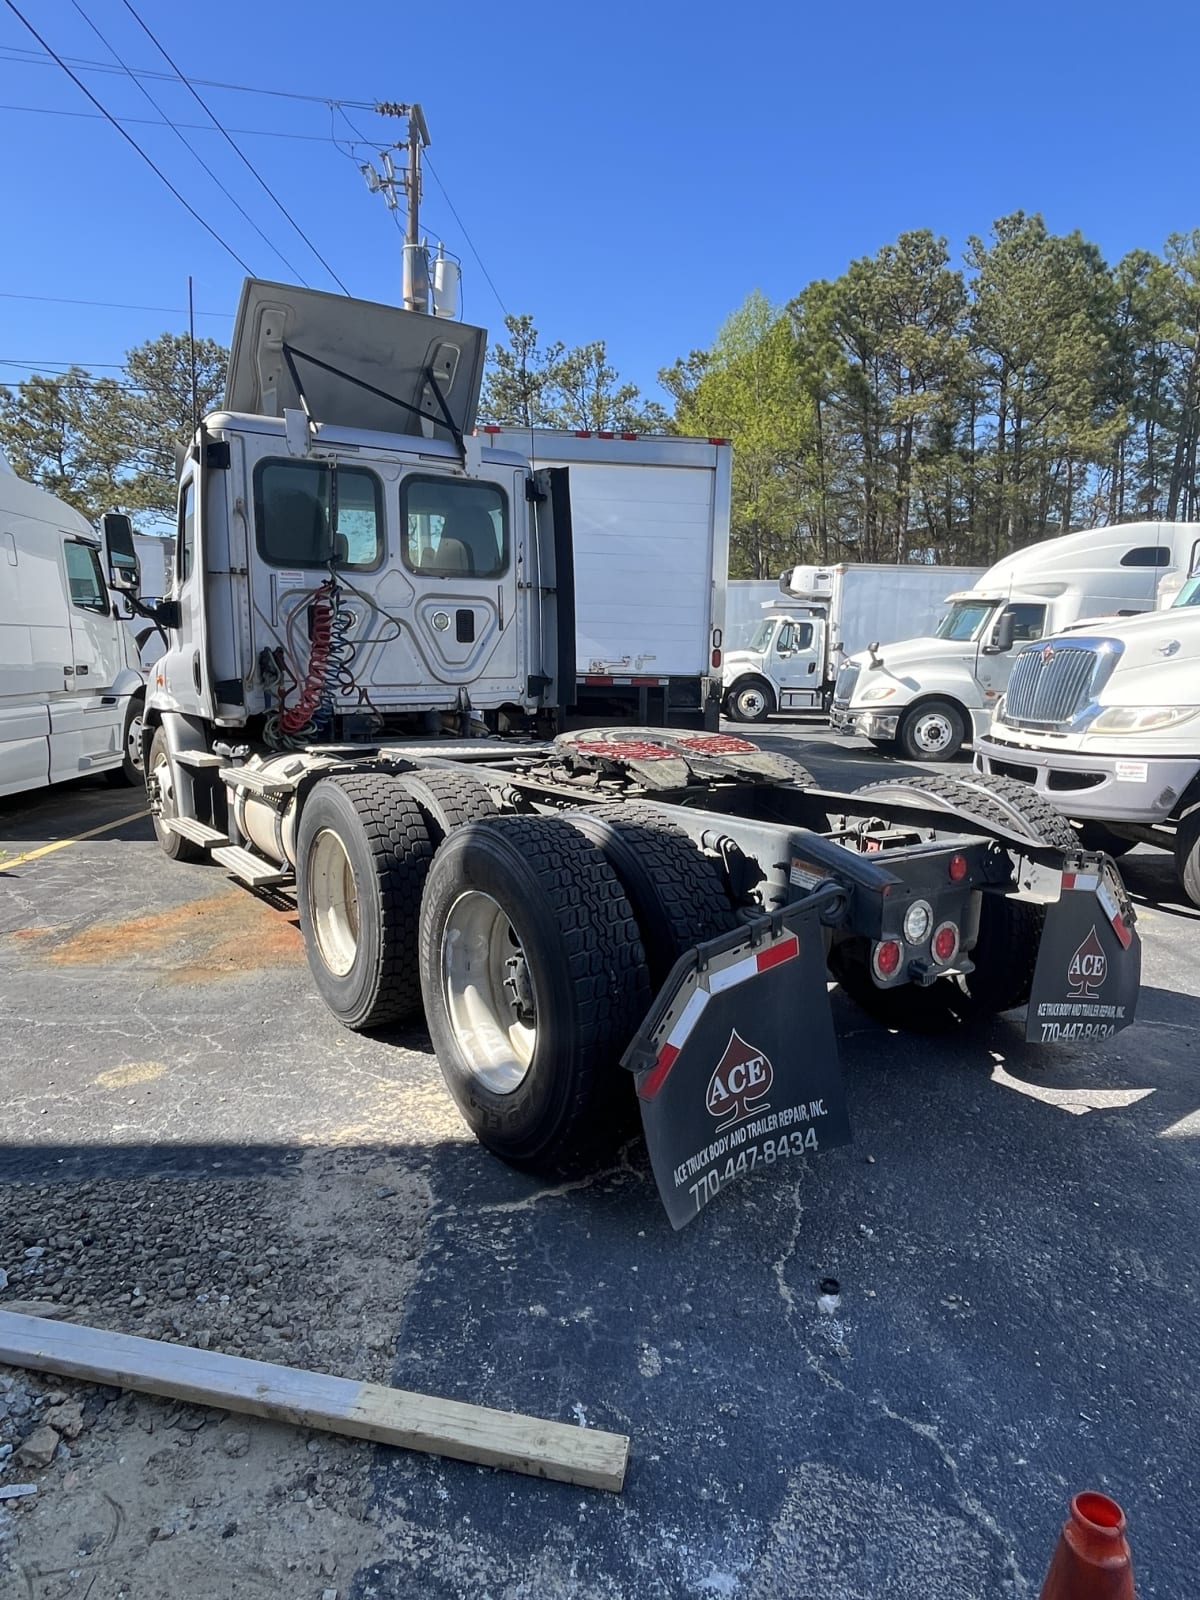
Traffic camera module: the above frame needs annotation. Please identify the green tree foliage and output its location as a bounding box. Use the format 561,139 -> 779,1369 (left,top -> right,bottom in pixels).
662,292 -> 811,577
0,332 -> 226,526
668,216 -> 1200,570
481,315 -> 666,433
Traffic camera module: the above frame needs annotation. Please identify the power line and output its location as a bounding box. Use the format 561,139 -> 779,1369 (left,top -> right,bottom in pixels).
66,0 -> 310,284
0,0 -> 254,274
423,152 -> 508,319
1,358 -> 132,370
0,43 -> 377,107
115,0 -> 350,295
0,100 -> 336,142
0,290 -> 231,318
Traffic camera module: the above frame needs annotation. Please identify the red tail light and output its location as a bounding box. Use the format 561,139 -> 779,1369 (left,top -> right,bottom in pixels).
948,853 -> 968,882
711,648 -> 722,668
932,922 -> 960,964
872,939 -> 902,980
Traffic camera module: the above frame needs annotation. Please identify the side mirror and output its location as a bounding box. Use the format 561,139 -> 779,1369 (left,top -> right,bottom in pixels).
986,611 -> 1016,654
102,513 -> 140,592
153,598 -> 182,630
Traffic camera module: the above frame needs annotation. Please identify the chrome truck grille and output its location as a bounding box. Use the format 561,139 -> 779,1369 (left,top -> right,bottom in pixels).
833,661 -> 861,707
1005,643 -> 1099,729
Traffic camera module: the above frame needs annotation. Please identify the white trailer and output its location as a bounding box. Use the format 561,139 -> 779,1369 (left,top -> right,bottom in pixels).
0,463 -> 147,796
722,562 -> 984,722
487,429 -> 729,728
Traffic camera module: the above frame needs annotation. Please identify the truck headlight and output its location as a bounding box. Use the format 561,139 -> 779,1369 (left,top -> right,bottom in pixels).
860,685 -> 897,703
991,695 -> 1007,722
1089,705 -> 1200,734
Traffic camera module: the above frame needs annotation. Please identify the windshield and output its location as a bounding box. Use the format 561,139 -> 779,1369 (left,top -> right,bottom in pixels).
935,600 -> 997,641
1173,575 -> 1200,608
747,620 -> 776,652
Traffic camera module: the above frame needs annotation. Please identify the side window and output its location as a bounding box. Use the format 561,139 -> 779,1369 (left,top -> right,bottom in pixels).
178,479 -> 195,585
1004,603 -> 1047,642
1190,537 -> 1200,578
64,540 -> 109,613
776,623 -> 794,653
793,622 -> 814,650
400,476 -> 508,578
253,460 -> 383,570
1120,545 -> 1171,568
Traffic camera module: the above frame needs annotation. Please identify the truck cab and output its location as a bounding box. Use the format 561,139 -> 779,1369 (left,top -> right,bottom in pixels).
832,520 -> 1200,762
722,610 -> 825,721
0,462 -> 147,796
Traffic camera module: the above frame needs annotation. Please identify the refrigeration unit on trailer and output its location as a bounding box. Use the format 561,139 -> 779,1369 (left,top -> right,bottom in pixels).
484,427 -> 729,730
722,562 -> 985,722
0,465 -> 148,796
831,521 -> 1200,761
130,278 -> 1145,1227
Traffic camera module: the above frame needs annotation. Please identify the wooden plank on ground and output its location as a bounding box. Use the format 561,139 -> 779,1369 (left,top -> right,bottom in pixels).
0,1310 -> 628,1492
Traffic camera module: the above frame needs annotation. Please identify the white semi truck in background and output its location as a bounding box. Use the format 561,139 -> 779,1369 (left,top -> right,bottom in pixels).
831,521 -> 1200,762
0,457 -> 148,796
975,575 -> 1200,906
118,277 -> 1146,1225
722,562 -> 985,722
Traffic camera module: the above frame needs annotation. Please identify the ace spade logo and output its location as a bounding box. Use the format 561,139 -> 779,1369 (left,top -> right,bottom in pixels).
706,1030 -> 773,1131
1067,925 -> 1107,999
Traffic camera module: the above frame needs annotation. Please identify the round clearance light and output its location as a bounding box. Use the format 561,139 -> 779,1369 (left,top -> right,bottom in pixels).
872,939 -> 903,980
902,899 -> 933,944
948,853 -> 969,882
932,922 -> 960,965
432,610 -> 451,632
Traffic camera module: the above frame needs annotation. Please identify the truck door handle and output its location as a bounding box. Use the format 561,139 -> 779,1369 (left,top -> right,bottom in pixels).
75,664 -> 89,675
192,652 -> 202,692
63,666 -> 75,675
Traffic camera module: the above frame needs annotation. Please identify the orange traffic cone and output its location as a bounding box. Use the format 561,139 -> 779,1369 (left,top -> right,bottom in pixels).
1040,1492 -> 1136,1600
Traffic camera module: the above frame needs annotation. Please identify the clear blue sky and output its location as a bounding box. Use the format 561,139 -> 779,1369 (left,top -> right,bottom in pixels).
2,0 -> 1197,407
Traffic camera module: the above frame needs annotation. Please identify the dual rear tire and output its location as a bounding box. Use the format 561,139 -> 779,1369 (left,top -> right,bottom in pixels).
295,778 -> 737,1172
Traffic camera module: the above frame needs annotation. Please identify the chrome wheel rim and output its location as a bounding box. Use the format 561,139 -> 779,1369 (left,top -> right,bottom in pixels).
737,688 -> 766,718
307,829 -> 360,977
127,713 -> 144,772
151,749 -> 175,827
913,712 -> 954,753
442,890 -> 536,1094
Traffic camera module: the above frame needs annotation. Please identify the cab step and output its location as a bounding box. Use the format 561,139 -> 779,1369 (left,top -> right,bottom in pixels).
210,844 -> 291,887
174,750 -> 226,769
219,766 -> 301,796
166,817 -> 227,847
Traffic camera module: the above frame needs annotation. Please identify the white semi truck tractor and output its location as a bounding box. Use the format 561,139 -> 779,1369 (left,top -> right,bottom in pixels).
975,577 -> 1200,907
123,279 -> 1145,1227
831,521 -> 1200,761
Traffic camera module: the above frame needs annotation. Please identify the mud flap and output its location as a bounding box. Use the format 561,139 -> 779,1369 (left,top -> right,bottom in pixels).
622,902 -> 851,1229
1026,854 -> 1141,1045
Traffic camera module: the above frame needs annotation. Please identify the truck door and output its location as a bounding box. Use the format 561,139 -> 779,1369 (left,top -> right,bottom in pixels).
49,536 -> 124,781
774,618 -> 822,710
158,470 -> 216,717
976,602 -> 1047,701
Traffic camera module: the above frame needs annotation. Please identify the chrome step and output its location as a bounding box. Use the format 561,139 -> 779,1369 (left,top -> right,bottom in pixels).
211,844 -> 291,887
219,766 -> 301,795
166,817 -> 227,847
173,749 -> 226,768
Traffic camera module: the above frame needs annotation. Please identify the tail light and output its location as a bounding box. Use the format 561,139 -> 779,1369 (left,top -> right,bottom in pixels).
872,939 -> 902,981
711,648 -> 722,669
932,922 -> 960,965
948,853 -> 968,882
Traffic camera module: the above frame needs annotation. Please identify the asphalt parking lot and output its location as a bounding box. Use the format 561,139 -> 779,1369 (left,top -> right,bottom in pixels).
2,724 -> 1198,1598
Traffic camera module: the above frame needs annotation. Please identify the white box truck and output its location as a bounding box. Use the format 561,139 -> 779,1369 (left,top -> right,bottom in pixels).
722,562 -> 985,722
0,458 -> 148,796
831,521 -> 1200,761
486,428 -> 729,728
975,575 -> 1200,905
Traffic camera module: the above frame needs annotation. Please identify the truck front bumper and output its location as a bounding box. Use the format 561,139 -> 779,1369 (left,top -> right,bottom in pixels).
829,707 -> 900,741
975,733 -> 1200,823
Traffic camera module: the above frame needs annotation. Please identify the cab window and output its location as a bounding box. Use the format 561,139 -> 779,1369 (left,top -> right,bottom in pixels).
253,460 -> 383,570
776,621 -> 813,653
178,479 -> 195,585
401,476 -> 508,578
1003,603 -> 1047,642
63,540 -> 109,614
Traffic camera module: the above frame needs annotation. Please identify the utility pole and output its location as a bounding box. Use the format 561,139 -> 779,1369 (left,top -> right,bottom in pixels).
369,101 -> 431,313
